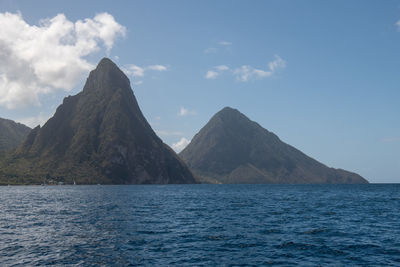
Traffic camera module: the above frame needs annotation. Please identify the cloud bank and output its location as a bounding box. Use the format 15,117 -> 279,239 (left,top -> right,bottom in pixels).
0,12 -> 126,109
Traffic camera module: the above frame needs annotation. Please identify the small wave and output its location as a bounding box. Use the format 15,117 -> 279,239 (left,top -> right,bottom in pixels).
303,228 -> 326,235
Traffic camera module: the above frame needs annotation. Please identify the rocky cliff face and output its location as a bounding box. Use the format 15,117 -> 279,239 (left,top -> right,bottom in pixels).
0,58 -> 196,185
0,118 -> 30,154
180,107 -> 368,184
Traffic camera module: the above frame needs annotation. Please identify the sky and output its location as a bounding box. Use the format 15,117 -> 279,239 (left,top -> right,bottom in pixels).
0,0 -> 399,183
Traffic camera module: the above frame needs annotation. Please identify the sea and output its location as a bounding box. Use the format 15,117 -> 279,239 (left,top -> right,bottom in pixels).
0,184 -> 399,266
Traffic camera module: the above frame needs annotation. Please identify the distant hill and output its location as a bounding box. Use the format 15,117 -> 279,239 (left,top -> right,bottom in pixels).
0,58 -> 196,185
180,107 -> 368,184
0,118 -> 31,154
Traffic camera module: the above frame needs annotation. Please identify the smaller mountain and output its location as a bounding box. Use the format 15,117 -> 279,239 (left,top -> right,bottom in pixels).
0,118 -> 31,154
180,107 -> 368,184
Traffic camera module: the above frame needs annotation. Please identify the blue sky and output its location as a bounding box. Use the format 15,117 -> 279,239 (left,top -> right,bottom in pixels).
0,0 -> 399,183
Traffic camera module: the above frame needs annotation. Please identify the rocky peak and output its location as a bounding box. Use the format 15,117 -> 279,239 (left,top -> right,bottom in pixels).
180,107 -> 368,184
83,57 -> 130,95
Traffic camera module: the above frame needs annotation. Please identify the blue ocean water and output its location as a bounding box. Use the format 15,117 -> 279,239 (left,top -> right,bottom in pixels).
0,184 -> 399,266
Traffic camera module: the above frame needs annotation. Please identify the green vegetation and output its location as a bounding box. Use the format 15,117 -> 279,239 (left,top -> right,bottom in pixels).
0,58 -> 196,185
0,118 -> 30,153
180,107 -> 368,184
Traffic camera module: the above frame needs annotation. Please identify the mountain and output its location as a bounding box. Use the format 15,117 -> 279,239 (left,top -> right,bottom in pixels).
180,107 -> 368,184
0,58 -> 196,185
0,118 -> 31,154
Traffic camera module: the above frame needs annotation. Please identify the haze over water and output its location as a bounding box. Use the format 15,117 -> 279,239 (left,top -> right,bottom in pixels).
1,184 -> 399,266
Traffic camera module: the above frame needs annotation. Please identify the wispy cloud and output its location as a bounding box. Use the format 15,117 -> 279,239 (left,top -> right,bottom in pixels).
218,41 -> 232,46
395,20 -> 400,30
0,12 -> 126,109
147,65 -> 167,71
178,106 -> 196,116
205,65 -> 230,80
268,56 -> 286,72
204,41 -> 232,54
171,137 -> 190,153
204,47 -> 217,54
205,70 -> 219,80
205,55 -> 286,82
215,65 -> 229,71
155,130 -> 184,137
234,55 -> 286,82
123,65 -> 145,77
122,64 -> 168,79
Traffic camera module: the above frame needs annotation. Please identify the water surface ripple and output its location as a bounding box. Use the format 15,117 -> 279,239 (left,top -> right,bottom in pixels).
0,184 -> 399,266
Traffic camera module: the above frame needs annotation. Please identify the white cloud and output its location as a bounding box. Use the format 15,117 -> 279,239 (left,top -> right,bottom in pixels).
205,55 -> 286,82
205,65 -> 230,80
233,65 -> 274,81
179,107 -> 189,116
253,68 -> 272,78
233,55 -> 286,82
178,106 -> 196,116
171,137 -> 190,153
204,47 -> 217,54
205,70 -> 219,80
218,41 -> 232,46
268,55 -> 286,72
204,41 -> 232,54
233,65 -> 255,82
0,12 -> 126,109
16,112 -> 53,128
122,64 -> 168,80
215,65 -> 229,71
395,20 -> 400,30
147,65 -> 167,71
123,65 -> 144,77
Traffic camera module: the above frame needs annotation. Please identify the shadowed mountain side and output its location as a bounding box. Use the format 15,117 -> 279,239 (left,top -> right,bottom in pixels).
180,107 -> 368,184
0,58 -> 196,185
0,118 -> 31,155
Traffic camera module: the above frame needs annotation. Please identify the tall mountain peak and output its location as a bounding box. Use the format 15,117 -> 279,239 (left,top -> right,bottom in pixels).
214,106 -> 246,121
219,106 -> 238,113
1,58 -> 196,185
180,107 -> 368,184
210,106 -> 262,131
83,57 -> 130,94
97,57 -> 117,67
